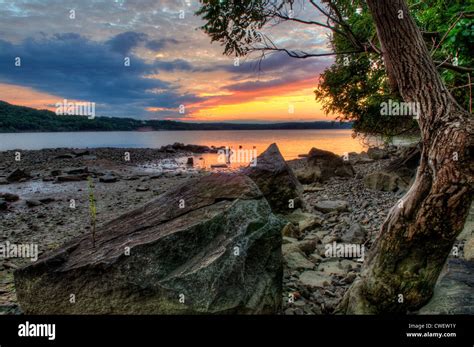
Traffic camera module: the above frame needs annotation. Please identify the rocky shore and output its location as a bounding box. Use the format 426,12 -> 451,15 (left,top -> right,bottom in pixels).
0,143 -> 472,315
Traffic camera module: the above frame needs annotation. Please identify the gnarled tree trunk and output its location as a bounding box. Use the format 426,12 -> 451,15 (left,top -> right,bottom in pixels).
339,0 -> 473,313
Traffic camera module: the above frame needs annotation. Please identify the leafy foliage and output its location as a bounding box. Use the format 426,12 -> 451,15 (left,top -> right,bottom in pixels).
315,0 -> 473,138
197,0 -> 270,56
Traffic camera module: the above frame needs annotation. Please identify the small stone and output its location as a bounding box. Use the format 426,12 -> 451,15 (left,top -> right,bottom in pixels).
343,272 -> 357,284
312,305 -> 323,314
26,199 -> 42,207
6,169 -> 31,183
56,174 -> 88,182
54,153 -> 75,159
315,200 -> 349,213
99,174 -> 118,183
292,300 -> 306,308
65,167 -> 88,175
285,252 -> 314,270
72,150 -> 90,157
317,259 -> 358,276
322,234 -> 339,244
3,262 -> 19,270
294,308 -> 304,315
315,230 -> 330,239
309,252 -> 323,263
296,239 -> 318,255
39,197 -> 55,204
299,271 -> 332,288
367,147 -> 389,160
341,222 -> 367,244
286,210 -> 322,233
0,193 -> 19,202
136,186 -> 149,192
464,237 -> 474,261
281,222 -> 301,239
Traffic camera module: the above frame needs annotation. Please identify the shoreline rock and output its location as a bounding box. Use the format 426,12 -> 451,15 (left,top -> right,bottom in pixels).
290,147 -> 355,184
14,173 -> 286,314
243,143 -> 305,214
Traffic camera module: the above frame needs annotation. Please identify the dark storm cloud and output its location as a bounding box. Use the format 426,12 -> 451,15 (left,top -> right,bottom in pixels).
106,31 -> 148,55
0,33 -> 203,117
145,38 -> 179,51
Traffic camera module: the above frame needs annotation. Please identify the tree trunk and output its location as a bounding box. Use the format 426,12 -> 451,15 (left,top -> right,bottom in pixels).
338,0 -> 473,313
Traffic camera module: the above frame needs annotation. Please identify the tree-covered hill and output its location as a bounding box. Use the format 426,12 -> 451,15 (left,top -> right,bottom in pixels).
0,101 -> 352,132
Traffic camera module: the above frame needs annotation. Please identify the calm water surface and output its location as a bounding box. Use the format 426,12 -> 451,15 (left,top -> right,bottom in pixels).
0,129 -> 371,160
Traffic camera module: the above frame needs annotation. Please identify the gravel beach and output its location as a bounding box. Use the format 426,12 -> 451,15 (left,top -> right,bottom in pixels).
0,146 -> 472,314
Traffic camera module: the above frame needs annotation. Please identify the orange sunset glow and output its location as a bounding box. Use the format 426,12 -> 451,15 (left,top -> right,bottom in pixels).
0,84 -> 60,111
188,86 -> 326,122
144,70 -> 329,122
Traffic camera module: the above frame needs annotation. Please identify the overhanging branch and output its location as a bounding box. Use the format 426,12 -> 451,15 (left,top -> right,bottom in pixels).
253,47 -> 365,59
434,61 -> 474,73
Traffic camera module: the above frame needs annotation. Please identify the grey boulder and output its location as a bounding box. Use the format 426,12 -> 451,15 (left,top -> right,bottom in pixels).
292,147 -> 355,184
14,173 -> 285,314
243,143 -> 305,214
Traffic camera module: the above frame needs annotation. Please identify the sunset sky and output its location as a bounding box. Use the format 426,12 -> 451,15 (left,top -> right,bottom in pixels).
0,0 -> 335,123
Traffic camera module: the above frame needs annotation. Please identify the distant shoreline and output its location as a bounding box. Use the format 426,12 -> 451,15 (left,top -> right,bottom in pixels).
0,128 -> 353,134
0,100 -> 352,133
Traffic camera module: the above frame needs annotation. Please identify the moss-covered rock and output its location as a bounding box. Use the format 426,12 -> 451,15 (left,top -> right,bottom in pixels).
14,173 -> 285,314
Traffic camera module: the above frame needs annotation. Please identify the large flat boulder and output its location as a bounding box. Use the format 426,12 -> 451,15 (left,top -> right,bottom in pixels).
291,147 -> 354,184
6,168 -> 31,182
367,147 -> 389,160
419,259 -> 474,314
243,143 -> 304,214
364,145 -> 420,192
364,171 -> 409,192
14,173 -> 286,314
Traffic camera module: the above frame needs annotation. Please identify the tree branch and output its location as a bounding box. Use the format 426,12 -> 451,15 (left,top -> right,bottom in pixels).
431,12 -> 464,55
321,0 -> 364,50
252,47 -> 365,59
434,61 -> 474,73
308,0 -> 341,25
273,13 -> 338,31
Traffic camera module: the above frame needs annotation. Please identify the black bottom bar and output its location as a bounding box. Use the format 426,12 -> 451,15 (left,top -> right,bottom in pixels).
0,315 -> 472,346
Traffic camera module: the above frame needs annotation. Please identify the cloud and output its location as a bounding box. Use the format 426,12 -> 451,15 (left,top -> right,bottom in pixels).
210,51 -> 330,94
225,76 -> 302,92
146,38 -> 179,51
0,33 -> 203,117
106,31 -> 148,55
0,0 -> 335,122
